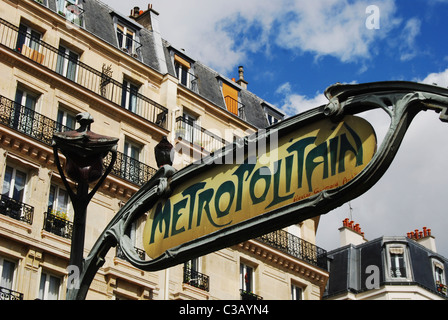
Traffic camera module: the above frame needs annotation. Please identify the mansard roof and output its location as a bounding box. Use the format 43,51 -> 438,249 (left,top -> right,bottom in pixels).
47,0 -> 284,129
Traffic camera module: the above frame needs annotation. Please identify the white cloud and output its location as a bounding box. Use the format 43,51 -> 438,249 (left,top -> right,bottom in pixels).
275,82 -> 328,116
275,0 -> 399,62
419,68 -> 448,87
398,18 -> 421,61
109,0 -> 401,74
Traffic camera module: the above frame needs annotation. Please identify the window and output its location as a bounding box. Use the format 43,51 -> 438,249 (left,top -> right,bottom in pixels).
291,284 -> 303,300
240,263 -> 254,294
183,258 -> 210,291
48,184 -> 70,219
14,87 -> 39,135
2,165 -> 27,203
16,24 -> 42,55
181,112 -> 197,143
57,0 -> 84,26
124,139 -> 141,162
121,79 -> 139,113
57,108 -> 77,131
185,258 -> 200,274
116,23 -> 138,55
56,45 -> 79,82
222,82 -> 240,116
38,272 -> 61,300
122,139 -> 143,182
267,113 -> 280,126
174,54 -> 195,89
0,258 -> 16,291
434,262 -> 445,284
386,245 -> 411,280
176,63 -> 189,86
432,259 -> 447,295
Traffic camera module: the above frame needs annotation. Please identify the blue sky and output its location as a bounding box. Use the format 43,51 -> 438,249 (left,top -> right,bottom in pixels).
109,1 -> 448,257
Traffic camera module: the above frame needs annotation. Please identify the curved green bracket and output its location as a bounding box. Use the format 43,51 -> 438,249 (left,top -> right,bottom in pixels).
68,81 -> 448,300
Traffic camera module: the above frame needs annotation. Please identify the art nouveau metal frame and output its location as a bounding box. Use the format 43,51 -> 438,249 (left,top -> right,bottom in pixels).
67,81 -> 448,300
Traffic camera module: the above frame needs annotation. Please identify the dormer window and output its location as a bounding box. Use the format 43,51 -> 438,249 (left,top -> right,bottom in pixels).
57,0 -> 84,26
220,80 -> 244,119
173,54 -> 197,91
385,244 -> 412,281
263,103 -> 284,126
432,259 -> 447,296
116,23 -> 141,57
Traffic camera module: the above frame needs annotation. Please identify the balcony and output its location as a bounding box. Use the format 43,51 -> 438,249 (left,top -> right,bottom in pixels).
0,194 -> 34,225
175,116 -> 230,153
0,287 -> 24,300
116,245 -> 146,261
183,267 -> 210,292
105,151 -> 157,187
0,18 -> 168,130
240,290 -> 263,300
0,95 -> 157,186
43,211 -> 73,239
257,229 -> 328,271
224,96 -> 245,121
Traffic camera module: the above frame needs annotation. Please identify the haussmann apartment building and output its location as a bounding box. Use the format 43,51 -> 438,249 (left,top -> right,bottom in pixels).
0,0 -> 329,300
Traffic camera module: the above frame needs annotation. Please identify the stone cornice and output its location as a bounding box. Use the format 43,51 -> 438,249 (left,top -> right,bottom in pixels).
236,239 -> 329,292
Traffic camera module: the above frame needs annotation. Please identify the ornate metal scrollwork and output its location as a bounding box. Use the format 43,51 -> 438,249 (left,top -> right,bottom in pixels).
69,81 -> 448,300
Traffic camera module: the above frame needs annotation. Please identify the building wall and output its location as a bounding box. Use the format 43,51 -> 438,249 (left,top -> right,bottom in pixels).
0,0 -> 328,300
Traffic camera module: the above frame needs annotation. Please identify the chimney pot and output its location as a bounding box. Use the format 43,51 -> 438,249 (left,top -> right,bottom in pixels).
236,66 -> 248,89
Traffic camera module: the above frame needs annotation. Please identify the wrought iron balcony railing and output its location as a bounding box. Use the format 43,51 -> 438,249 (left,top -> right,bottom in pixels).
257,229 -> 328,271
116,245 -> 146,261
183,267 -> 210,292
0,286 -> 24,300
43,211 -> 73,239
175,116 -> 231,153
240,289 -> 263,300
0,95 -> 157,186
0,194 -> 34,225
0,18 -> 168,129
224,95 -> 245,120
105,151 -> 157,187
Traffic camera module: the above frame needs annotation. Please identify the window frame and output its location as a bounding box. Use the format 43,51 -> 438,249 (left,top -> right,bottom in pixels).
121,79 -> 140,113
431,258 -> 447,295
240,262 -> 255,294
116,22 -> 140,56
16,23 -> 42,53
384,244 -> 412,281
56,0 -> 84,27
291,283 -> 303,300
57,107 -> 77,131
2,165 -> 28,203
38,270 -> 62,300
56,44 -> 80,82
48,183 -> 71,220
0,256 -> 18,291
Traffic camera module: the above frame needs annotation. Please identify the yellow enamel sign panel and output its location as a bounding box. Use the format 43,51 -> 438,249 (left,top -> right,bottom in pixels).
143,115 -> 377,258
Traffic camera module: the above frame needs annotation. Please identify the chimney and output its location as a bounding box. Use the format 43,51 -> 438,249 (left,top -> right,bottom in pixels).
407,227 -> 437,253
129,4 -> 159,31
236,66 -> 248,89
339,218 -> 367,246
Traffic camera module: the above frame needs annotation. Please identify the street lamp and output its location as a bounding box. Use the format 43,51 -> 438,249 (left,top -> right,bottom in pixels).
52,112 -> 118,290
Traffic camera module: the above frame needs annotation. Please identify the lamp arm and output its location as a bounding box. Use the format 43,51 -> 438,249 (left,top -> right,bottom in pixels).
52,144 -> 77,201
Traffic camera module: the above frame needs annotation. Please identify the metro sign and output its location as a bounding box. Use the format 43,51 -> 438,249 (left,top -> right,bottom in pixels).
71,81 -> 448,300
143,116 -> 376,258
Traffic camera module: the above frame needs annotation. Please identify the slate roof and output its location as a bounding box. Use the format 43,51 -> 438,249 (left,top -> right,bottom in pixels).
46,0 -> 283,129
324,236 -> 448,299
